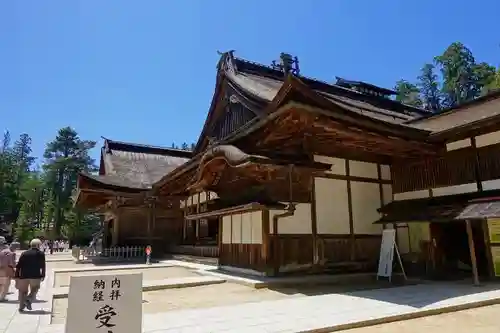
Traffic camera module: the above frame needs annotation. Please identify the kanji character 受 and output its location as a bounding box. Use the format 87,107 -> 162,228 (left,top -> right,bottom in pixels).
95,305 -> 116,328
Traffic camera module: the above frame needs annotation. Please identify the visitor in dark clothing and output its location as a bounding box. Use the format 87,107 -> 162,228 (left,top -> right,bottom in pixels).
15,238 -> 46,312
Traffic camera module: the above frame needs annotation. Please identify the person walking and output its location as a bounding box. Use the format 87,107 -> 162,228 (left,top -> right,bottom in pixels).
0,236 -> 16,301
15,238 -> 46,312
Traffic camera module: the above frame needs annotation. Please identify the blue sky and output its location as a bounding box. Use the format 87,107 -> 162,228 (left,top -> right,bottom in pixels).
1,0 -> 499,164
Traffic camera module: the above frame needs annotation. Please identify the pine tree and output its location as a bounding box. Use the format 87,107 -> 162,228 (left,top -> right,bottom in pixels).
417,64 -> 442,112
43,127 -> 96,236
394,80 -> 423,107
435,42 -> 496,107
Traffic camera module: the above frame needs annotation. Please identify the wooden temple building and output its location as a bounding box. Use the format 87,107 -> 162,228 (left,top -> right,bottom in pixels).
75,139 -> 191,252
76,51 -> 500,280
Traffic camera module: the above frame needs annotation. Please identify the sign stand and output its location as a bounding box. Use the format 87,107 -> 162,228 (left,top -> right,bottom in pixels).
377,229 -> 407,282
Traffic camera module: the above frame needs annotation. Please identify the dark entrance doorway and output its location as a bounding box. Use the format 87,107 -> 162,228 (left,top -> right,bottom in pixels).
430,220 -> 489,279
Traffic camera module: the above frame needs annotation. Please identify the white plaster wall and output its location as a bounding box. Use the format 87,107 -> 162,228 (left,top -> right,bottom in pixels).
182,191 -> 219,208
476,130 -> 500,148
382,184 -> 393,205
231,214 -> 242,243
313,155 -> 346,175
380,165 -> 391,180
222,216 -> 232,244
249,212 -> 263,244
221,212 -> 262,244
315,177 -> 350,234
432,183 -> 478,197
394,189 -> 430,201
241,212 -> 252,243
269,203 -> 312,234
482,179 -> 500,191
349,160 -> 378,179
446,138 -> 472,151
351,181 -> 383,234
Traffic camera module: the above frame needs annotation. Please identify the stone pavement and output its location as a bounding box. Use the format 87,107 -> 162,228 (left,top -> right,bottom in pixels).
2,260 -> 500,333
38,281 -> 500,332
0,265 -> 53,333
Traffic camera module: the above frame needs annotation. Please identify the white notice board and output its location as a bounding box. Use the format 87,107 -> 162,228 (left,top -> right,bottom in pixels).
377,229 -> 396,278
65,273 -> 143,333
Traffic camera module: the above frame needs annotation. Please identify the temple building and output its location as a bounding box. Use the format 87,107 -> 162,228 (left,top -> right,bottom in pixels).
74,138 -> 191,252
76,51 -> 500,281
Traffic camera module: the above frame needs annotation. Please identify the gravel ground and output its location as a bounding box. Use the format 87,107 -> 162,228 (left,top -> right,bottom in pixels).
53,266 -> 199,287
51,282 -> 301,324
343,304 -> 500,333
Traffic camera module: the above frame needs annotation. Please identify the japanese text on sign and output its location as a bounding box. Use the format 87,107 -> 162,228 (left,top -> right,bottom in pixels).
65,273 -> 142,333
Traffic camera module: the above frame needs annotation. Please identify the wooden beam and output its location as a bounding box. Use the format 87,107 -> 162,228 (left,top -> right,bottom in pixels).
345,159 -> 355,260
465,220 -> 480,286
377,164 -> 386,230
314,171 -> 392,185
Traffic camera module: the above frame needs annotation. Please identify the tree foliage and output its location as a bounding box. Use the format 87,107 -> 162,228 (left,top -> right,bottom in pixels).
1,127 -> 100,244
170,142 -> 196,151
395,42 -> 498,112
394,80 -> 423,107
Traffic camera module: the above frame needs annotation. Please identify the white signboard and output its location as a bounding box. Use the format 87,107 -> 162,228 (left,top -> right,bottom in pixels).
377,229 -> 396,278
65,273 -> 142,333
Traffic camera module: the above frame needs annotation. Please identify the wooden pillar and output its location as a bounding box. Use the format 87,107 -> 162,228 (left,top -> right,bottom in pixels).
310,177 -> 319,266
183,199 -> 190,243
147,201 -> 153,246
195,193 -> 201,242
111,197 -> 120,246
261,209 -> 270,271
482,219 -> 494,278
345,159 -> 355,260
112,216 -> 119,246
465,220 -> 480,285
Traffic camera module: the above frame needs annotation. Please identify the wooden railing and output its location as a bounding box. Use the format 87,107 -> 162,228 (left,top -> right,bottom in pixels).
72,246 -> 147,262
392,148 -> 477,193
170,245 -> 219,258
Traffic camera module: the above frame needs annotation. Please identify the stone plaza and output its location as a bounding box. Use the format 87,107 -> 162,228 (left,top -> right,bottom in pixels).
2,253 -> 500,333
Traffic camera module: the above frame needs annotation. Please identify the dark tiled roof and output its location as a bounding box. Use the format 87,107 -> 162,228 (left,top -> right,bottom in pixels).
230,55 -> 430,118
97,139 -> 192,190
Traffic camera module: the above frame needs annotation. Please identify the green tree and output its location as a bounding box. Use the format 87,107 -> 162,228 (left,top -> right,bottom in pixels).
43,127 -> 96,236
14,213 -> 34,247
13,172 -> 46,245
0,131 -> 16,217
417,63 -> 442,112
435,42 -> 496,107
64,207 -> 101,245
394,80 -> 423,107
483,68 -> 500,94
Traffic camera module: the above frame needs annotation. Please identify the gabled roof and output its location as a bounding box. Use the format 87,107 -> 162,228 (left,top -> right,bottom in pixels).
407,90 -> 500,138
96,138 -> 192,190
154,66 -> 439,196
193,51 -> 432,153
